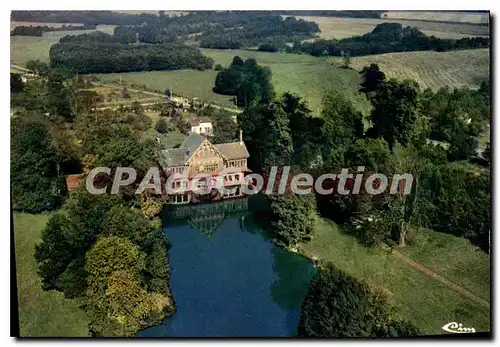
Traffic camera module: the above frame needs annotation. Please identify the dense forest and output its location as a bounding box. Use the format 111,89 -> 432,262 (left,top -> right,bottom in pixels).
49,40 -> 214,73
197,15 -> 319,49
296,23 -> 489,57
11,24 -> 97,36
107,12 -> 319,47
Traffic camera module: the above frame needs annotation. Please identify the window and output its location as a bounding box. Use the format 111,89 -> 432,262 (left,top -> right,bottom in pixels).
207,163 -> 218,173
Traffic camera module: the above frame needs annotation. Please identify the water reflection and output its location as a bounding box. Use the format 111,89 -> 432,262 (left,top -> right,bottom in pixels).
139,197 -> 314,337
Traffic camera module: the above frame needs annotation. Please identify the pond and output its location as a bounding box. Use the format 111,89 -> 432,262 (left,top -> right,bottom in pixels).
139,197 -> 316,337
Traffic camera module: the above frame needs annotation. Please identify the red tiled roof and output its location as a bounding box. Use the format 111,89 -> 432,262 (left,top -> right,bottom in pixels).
66,174 -> 83,191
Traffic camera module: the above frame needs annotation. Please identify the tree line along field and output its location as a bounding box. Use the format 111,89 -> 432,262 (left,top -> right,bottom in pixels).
348,49 -> 489,91
290,15 -> 489,40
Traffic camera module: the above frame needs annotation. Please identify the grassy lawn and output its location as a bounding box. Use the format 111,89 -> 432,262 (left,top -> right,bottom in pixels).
143,111 -> 188,148
95,49 -> 372,115
399,228 -> 490,303
349,49 -> 489,91
299,217 -> 490,335
13,212 -> 89,337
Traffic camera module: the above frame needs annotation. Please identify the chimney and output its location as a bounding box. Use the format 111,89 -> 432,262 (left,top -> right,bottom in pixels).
239,129 -> 243,144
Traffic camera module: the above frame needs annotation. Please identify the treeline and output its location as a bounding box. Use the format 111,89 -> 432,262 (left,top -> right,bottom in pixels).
11,10 -> 156,25
280,10 -> 385,19
296,23 -> 489,57
109,12 -> 319,47
12,11 -> 320,47
50,41 -> 214,73
213,56 -> 274,107
198,15 -> 319,49
11,24 -> 97,36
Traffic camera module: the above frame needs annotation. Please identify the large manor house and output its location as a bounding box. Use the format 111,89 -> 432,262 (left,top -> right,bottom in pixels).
160,131 -> 250,204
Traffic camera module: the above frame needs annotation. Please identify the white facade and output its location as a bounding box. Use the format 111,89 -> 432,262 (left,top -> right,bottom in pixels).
191,122 -> 213,136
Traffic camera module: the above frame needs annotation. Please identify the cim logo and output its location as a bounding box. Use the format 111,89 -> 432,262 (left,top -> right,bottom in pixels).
442,322 -> 476,334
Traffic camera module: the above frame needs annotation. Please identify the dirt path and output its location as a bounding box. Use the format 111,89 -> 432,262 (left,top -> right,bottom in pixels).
391,249 -> 490,308
92,82 -> 241,113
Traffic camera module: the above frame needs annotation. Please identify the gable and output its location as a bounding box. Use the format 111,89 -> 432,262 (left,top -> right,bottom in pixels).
186,139 -> 227,164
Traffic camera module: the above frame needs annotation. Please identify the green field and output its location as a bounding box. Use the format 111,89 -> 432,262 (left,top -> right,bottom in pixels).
13,212 -> 89,337
94,49 -> 372,115
399,228 -> 490,303
299,218 -> 490,335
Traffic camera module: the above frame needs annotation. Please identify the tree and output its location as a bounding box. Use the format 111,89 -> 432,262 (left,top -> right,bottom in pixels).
155,118 -> 169,134
419,86 -> 487,161
46,70 -> 75,122
212,110 -> 238,144
280,92 -> 324,170
10,73 -> 24,93
121,87 -> 131,99
298,264 -> 419,337
418,162 -> 491,253
239,98 -> 293,169
26,59 -> 50,76
368,79 -> 419,150
164,88 -> 172,100
214,63 -> 223,71
213,57 -> 274,108
341,51 -> 352,68
359,63 -> 386,95
35,191 -> 120,294
102,205 -> 157,244
173,115 -> 191,135
35,214 -> 74,291
85,262 -> 170,336
345,138 -> 392,174
318,91 -> 364,168
11,117 -> 66,213
85,236 -> 145,286
483,141 -> 491,164
269,194 -> 317,248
